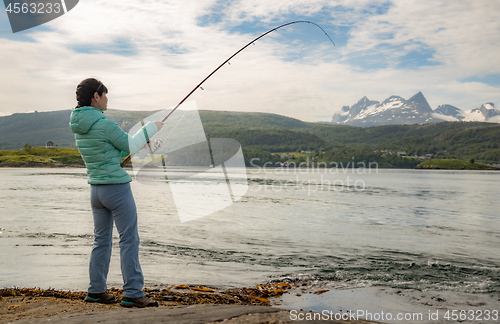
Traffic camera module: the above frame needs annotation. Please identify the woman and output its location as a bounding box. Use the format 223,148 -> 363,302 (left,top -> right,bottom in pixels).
70,78 -> 163,308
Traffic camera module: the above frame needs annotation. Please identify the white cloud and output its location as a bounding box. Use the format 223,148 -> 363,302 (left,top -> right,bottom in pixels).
0,0 -> 499,122
344,0 -> 500,74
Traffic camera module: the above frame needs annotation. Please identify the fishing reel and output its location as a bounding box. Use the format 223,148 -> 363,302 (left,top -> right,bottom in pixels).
151,139 -> 163,152
141,139 -> 163,153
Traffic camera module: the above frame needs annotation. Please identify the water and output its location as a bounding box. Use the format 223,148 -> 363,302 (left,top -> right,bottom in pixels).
1,167 -> 499,297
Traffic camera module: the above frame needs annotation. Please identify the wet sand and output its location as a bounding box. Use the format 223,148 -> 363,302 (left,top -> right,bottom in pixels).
0,286 -> 381,324
274,285 -> 500,324
2,284 -> 498,323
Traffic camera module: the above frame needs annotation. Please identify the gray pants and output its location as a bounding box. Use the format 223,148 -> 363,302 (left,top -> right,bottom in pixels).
89,182 -> 144,298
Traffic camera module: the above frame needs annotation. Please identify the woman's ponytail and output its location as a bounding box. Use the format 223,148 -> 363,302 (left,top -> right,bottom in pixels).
75,78 -> 108,108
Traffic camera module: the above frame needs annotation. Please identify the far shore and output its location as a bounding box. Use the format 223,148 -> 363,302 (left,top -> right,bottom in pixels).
2,147 -> 499,171
415,158 -> 500,170
0,162 -> 85,168
2,162 -> 500,171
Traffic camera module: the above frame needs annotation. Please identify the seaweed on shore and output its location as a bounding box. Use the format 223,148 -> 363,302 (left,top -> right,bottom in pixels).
0,288 -> 86,300
0,283 -> 296,306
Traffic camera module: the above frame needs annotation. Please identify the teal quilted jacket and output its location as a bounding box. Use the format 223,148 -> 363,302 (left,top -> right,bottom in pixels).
69,106 -> 158,184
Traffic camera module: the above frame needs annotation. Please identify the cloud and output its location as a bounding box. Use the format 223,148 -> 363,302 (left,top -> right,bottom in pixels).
343,0 -> 500,74
0,0 -> 498,121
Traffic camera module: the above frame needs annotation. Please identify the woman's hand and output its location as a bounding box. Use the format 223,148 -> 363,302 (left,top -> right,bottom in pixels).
154,121 -> 164,131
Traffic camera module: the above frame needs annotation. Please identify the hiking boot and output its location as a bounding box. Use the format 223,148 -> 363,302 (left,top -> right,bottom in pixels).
120,296 -> 159,308
85,292 -> 117,304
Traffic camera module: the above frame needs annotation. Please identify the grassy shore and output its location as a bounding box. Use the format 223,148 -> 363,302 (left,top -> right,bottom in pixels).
415,159 -> 500,170
0,146 -> 84,167
3,147 -> 498,171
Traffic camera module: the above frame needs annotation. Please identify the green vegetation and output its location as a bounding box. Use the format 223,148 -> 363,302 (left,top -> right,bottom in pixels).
268,147 -> 421,169
366,123 -> 500,162
207,129 -> 328,153
321,147 -> 421,169
201,113 -> 500,166
0,146 -> 83,166
242,148 -> 282,167
0,109 -> 158,150
0,110 -> 76,149
416,159 -> 499,170
200,110 -> 310,132
1,109 -> 500,168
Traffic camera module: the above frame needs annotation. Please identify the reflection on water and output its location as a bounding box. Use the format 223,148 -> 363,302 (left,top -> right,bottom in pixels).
0,168 -> 499,294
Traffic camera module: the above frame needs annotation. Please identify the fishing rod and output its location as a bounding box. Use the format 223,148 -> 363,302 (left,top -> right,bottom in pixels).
121,20 -> 335,168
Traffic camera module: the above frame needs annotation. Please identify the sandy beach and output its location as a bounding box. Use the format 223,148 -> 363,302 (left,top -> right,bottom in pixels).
3,284 -> 499,323
0,286 -> 381,324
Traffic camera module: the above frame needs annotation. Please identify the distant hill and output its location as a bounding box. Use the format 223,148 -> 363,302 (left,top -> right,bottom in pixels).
0,109 -> 161,150
207,128 -> 329,153
1,108 -> 499,163
0,109 -> 313,150
200,110 -> 310,132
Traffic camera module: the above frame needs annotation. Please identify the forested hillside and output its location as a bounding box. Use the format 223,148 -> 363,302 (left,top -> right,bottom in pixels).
1,109 -> 499,166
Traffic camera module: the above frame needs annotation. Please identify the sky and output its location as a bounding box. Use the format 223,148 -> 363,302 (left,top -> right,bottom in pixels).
0,0 -> 499,122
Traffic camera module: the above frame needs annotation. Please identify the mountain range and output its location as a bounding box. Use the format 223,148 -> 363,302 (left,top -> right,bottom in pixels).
1,108 -> 499,164
331,92 -> 500,127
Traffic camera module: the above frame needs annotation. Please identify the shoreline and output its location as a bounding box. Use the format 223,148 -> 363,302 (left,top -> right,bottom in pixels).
3,284 -> 499,324
0,286 -> 381,324
1,163 -> 500,171
0,163 -> 85,168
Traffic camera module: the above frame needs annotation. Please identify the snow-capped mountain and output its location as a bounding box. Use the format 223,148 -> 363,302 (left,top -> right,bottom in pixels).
434,104 -> 465,120
463,103 -> 500,122
331,92 -> 443,127
432,102 -> 500,123
331,93 -> 500,127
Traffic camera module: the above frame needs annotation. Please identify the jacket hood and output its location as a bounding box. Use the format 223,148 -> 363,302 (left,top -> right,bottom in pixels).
69,106 -> 105,135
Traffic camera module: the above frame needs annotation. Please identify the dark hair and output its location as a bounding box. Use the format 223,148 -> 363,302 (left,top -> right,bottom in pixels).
75,78 -> 108,108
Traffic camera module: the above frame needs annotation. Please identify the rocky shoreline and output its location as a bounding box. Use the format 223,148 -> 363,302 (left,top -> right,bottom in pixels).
0,287 -> 380,324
